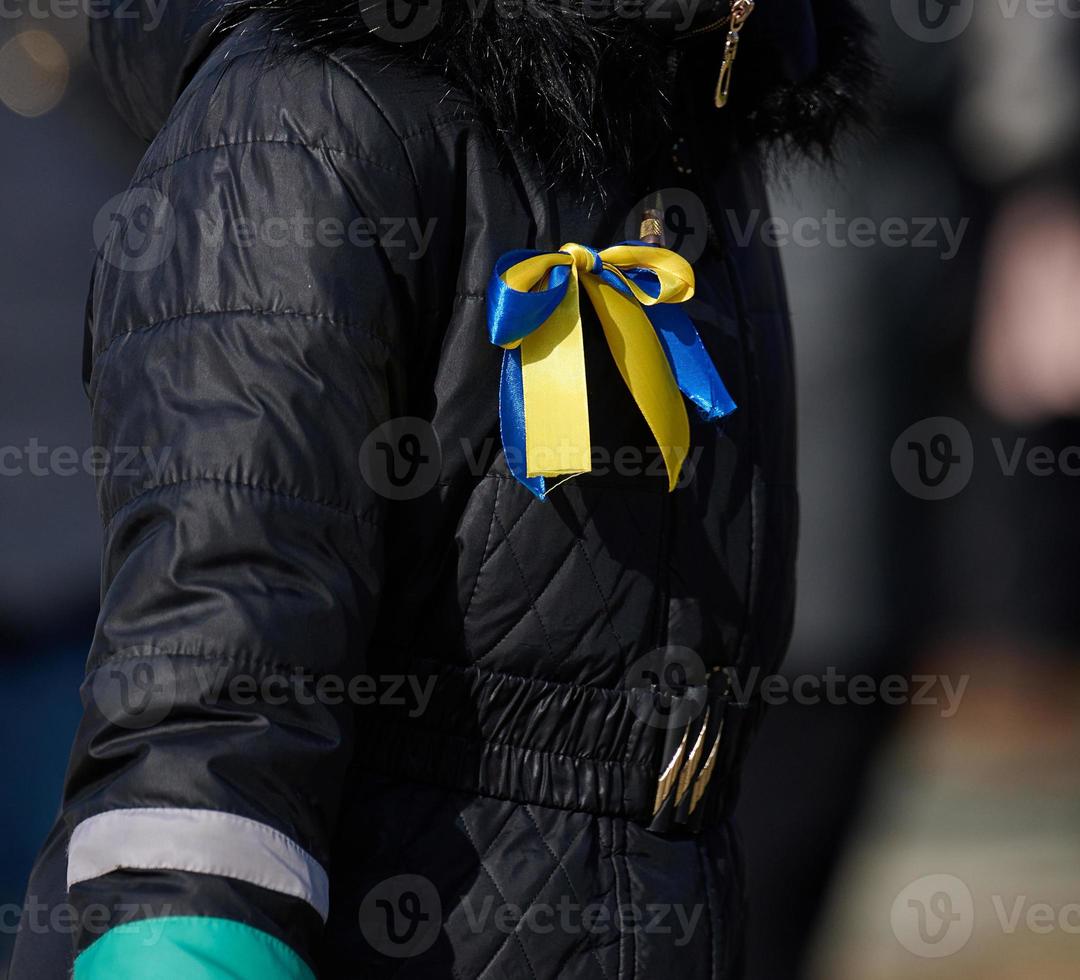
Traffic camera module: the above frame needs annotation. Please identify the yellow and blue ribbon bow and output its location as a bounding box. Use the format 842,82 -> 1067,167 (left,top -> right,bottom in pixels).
487,241 -> 736,499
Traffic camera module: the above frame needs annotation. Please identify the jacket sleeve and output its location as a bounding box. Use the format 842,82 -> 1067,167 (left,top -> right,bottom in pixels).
17,53 -> 415,980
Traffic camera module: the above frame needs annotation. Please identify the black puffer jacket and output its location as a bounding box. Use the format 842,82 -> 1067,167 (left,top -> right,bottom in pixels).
14,2 -> 871,977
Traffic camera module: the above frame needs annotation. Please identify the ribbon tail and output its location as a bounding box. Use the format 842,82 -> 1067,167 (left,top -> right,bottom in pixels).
643,303 -> 737,421
499,347 -> 547,500
584,275 -> 691,492
519,277 -> 592,484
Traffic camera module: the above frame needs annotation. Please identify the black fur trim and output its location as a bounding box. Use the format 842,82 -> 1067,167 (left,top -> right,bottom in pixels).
733,0 -> 878,161
214,0 -> 875,190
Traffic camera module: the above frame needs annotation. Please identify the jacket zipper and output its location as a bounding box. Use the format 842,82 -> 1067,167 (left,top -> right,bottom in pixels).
714,0 -> 756,107
675,0 -> 758,108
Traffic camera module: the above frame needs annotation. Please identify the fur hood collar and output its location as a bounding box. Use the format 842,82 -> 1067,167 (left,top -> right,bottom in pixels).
92,0 -> 874,190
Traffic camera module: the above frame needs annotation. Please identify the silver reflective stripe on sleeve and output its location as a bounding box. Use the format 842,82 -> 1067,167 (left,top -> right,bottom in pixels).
67,807 -> 330,921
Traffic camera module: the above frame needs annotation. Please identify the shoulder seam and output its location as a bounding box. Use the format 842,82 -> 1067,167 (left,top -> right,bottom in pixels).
317,48 -> 420,191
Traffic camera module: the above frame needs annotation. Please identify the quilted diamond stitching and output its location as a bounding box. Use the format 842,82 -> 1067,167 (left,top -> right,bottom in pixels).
522,804 -> 613,980
473,497 -> 625,667
471,508 -> 579,665
461,478 -> 502,630
456,808 -> 542,980
468,814 -> 595,980
567,494 -> 627,653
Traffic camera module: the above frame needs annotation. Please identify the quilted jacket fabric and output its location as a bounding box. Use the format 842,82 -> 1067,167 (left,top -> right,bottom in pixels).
10,0 -> 867,976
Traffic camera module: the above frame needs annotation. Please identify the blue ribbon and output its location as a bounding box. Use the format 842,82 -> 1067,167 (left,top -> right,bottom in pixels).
487,242 -> 736,498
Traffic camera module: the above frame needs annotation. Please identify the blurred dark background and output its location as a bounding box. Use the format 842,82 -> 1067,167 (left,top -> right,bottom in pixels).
3,2 -> 1080,977
0,12 -> 147,972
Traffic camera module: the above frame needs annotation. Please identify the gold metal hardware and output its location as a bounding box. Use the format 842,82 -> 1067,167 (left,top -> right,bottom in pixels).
652,724 -> 690,816
639,208 -> 666,246
674,708 -> 711,807
714,0 -> 755,109
688,718 -> 724,814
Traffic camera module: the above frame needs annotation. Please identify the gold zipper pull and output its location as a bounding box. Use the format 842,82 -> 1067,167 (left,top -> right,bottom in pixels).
714,0 -> 755,109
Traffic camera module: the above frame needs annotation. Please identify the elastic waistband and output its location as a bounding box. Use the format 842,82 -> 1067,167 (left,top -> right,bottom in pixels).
355,659 -> 752,833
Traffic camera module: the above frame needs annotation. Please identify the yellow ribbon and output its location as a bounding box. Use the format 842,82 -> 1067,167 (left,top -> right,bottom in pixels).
496,243 -> 696,491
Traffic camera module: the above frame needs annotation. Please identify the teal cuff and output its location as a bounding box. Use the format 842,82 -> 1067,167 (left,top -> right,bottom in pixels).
74,915 -> 316,980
